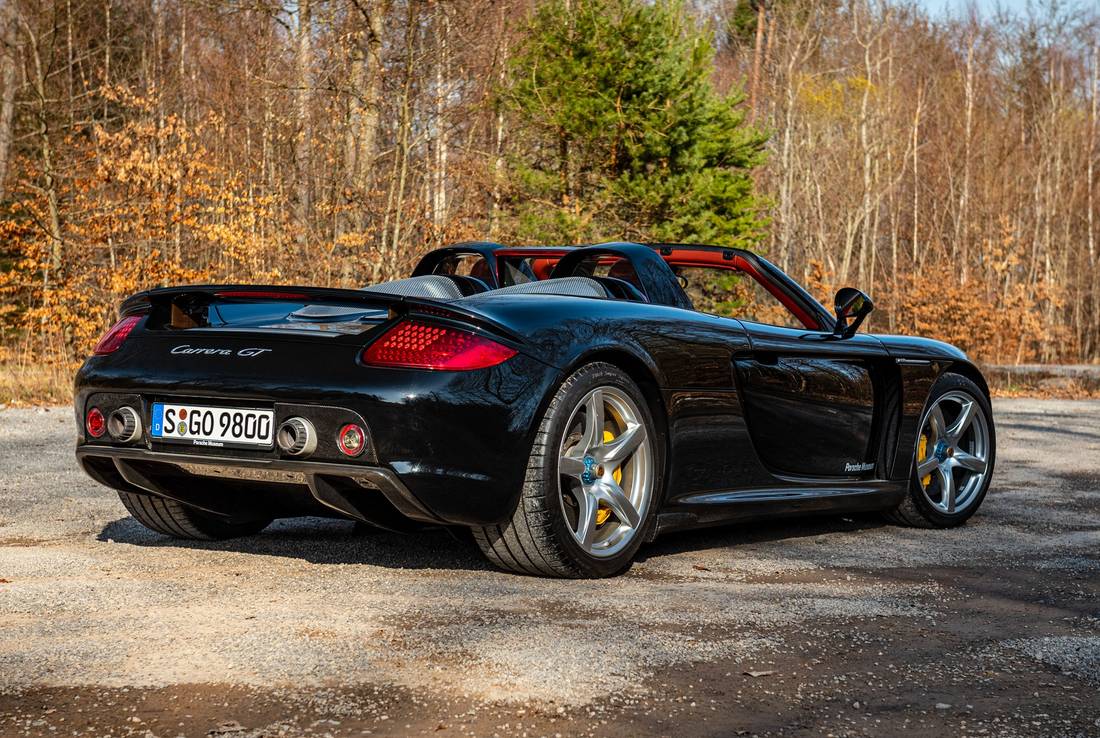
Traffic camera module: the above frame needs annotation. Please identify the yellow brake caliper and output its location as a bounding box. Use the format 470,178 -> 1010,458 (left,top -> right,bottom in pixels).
595,429 -> 623,526
918,434 -> 931,487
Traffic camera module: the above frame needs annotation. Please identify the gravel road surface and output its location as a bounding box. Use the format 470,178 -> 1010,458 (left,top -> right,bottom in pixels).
0,399 -> 1098,737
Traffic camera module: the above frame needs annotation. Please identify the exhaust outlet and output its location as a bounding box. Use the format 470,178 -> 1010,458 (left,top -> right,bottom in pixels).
277,417 -> 317,457
107,406 -> 142,443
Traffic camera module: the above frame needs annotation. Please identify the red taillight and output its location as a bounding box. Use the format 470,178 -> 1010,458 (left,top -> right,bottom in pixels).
86,407 -> 106,438
337,423 -> 366,457
361,320 -> 517,371
93,315 -> 142,355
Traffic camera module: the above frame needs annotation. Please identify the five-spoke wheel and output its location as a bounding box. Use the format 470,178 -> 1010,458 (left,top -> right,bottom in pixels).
472,362 -> 660,577
558,386 -> 653,558
887,372 -> 996,528
914,390 -> 991,515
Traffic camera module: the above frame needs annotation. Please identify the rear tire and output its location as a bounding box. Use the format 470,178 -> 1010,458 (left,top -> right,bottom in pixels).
117,490 -> 271,540
472,362 -> 661,578
885,372 -> 995,528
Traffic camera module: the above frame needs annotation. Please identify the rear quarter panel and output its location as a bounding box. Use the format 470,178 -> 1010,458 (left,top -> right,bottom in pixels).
459,294 -> 783,505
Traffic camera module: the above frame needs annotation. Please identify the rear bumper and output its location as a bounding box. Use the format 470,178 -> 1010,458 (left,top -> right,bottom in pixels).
76,445 -> 443,528
74,350 -> 561,526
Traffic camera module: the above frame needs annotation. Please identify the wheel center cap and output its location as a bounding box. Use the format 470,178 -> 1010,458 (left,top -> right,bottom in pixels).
581,456 -> 597,484
933,440 -> 953,462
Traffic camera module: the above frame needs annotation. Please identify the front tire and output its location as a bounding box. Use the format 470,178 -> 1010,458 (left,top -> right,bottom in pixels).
472,362 -> 661,578
885,372 -> 996,528
118,490 -> 271,540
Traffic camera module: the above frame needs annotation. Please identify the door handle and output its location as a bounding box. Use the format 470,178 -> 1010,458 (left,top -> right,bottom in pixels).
753,351 -> 779,366
732,349 -> 779,365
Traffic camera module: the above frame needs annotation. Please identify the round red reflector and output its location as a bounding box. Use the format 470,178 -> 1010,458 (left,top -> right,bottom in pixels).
86,407 -> 106,438
337,423 -> 366,457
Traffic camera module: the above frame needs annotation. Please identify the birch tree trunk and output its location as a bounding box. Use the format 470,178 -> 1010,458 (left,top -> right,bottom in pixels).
294,0 -> 313,239
1088,46 -> 1098,356
848,5 -> 875,286
910,83 -> 923,265
749,2 -> 765,118
489,3 -> 509,239
1088,46 -> 1097,269
0,0 -> 17,203
346,0 -> 386,231
431,1 -> 450,236
955,35 -> 975,284
383,0 -> 417,276
20,11 -> 64,295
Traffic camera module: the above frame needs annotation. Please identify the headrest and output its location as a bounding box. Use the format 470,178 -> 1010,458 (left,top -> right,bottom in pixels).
484,277 -> 609,299
360,275 -> 465,301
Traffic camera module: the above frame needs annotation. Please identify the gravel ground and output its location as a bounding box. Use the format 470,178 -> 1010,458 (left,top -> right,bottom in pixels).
0,399 -> 1098,737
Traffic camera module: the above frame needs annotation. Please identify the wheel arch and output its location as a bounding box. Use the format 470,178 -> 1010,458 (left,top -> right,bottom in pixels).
571,347 -> 668,427
944,360 -> 991,399
542,347 -> 672,523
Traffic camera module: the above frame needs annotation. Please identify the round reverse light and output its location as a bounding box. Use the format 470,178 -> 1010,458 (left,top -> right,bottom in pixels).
86,407 -> 106,439
337,423 -> 366,457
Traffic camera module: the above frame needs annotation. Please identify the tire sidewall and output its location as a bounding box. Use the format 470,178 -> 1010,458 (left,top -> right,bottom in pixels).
906,373 -> 996,526
536,363 -> 662,578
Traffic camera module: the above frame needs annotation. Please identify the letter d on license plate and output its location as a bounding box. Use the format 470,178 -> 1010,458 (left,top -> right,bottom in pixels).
151,403 -> 275,449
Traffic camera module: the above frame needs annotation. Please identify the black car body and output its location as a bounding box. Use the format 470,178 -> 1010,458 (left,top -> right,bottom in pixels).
75,241 -> 996,576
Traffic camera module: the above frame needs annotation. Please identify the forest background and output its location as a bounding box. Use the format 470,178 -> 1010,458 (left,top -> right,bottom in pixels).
0,0 -> 1097,402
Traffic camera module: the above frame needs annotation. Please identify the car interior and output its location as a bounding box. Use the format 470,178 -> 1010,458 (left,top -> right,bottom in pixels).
366,245 -> 822,332
369,251 -> 649,303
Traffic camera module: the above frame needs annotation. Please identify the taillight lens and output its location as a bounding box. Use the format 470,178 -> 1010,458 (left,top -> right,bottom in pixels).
86,407 -> 106,438
361,320 -> 517,370
93,315 -> 142,355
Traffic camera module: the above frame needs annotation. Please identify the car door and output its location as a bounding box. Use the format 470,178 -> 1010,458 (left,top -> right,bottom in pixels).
733,321 -> 889,479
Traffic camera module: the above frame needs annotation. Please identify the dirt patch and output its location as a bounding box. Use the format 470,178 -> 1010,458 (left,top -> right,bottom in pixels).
1,399 -> 1099,735
1055,470 -> 1100,494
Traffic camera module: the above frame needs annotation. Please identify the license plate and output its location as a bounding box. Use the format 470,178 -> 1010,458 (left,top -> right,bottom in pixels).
150,403 -> 275,449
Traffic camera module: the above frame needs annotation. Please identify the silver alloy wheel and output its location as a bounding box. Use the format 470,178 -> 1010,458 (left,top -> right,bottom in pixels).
557,386 -> 653,558
914,389 -> 991,515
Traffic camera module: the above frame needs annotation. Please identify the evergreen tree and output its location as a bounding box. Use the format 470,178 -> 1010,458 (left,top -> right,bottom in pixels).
726,0 -> 764,47
501,0 -> 768,247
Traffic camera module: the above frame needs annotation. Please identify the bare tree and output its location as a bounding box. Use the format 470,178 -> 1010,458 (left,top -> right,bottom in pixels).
295,0 -> 313,237
0,0 -> 18,202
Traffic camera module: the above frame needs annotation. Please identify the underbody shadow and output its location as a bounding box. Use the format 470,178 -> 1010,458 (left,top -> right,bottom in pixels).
100,510 -> 888,573
637,512 -> 887,561
97,515 -> 492,572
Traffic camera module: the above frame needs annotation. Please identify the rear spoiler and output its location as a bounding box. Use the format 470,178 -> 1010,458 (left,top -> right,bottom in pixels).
120,284 -> 522,342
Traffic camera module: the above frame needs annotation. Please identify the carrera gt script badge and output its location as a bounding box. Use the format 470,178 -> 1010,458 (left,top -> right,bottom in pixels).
171,345 -> 272,358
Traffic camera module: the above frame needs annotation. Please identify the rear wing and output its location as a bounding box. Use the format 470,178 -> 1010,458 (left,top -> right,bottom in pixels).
120,284 -> 521,341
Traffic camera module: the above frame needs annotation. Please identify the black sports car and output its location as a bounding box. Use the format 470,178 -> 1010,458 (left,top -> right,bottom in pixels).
75,241 -> 996,577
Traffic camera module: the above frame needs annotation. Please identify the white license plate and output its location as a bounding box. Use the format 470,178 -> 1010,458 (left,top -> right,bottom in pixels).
151,403 -> 274,449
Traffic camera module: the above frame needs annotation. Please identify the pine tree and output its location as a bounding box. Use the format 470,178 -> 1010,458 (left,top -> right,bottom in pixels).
502,0 -> 767,247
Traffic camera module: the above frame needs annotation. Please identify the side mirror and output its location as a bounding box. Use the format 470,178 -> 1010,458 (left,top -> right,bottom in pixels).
832,287 -> 874,339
